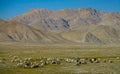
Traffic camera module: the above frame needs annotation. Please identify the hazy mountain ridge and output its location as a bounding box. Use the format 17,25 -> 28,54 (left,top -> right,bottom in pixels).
0,8 -> 120,44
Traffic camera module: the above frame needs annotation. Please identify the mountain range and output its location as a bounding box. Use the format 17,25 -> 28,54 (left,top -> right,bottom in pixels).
0,8 -> 120,44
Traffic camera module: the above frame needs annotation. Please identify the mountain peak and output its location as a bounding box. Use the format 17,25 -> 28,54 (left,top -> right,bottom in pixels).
77,8 -> 95,11
28,8 -> 52,13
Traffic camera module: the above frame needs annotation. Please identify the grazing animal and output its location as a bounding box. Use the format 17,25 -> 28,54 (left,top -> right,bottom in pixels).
80,59 -> 87,64
40,63 -> 45,67
47,58 -> 52,61
75,61 -> 81,66
17,62 -> 24,67
44,61 -> 49,65
65,58 -> 73,63
51,60 -> 56,64
56,61 -> 61,64
89,58 -> 98,63
108,60 -> 113,63
31,64 -> 39,68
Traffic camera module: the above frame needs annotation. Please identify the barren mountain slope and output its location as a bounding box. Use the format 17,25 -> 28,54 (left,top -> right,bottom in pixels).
0,8 -> 120,44
0,19 -> 71,43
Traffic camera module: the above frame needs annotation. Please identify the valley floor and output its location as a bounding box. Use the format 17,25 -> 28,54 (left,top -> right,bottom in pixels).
0,44 -> 120,74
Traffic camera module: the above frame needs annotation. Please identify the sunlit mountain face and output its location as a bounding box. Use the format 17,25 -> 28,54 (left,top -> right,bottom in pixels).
0,8 -> 120,44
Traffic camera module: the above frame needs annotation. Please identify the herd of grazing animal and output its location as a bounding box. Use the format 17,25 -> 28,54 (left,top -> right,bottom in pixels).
0,55 -> 119,69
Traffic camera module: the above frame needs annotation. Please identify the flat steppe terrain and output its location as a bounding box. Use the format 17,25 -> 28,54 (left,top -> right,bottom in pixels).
0,43 -> 120,74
